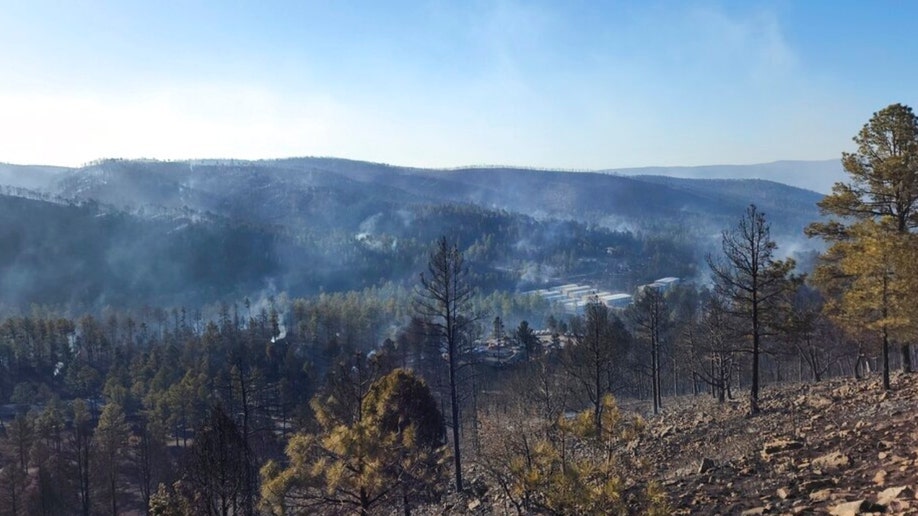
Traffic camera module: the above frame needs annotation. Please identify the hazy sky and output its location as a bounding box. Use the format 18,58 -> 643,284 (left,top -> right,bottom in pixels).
1,1 -> 914,168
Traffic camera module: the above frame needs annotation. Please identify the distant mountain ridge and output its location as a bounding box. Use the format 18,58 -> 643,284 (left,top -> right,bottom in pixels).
602,159 -> 844,194
0,157 -> 843,193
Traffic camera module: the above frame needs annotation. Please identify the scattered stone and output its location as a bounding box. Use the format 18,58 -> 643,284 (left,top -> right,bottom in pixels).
810,489 -> 833,502
800,478 -> 835,493
762,439 -> 805,457
833,498 -> 887,516
740,507 -> 765,515
809,395 -> 833,409
621,375 -> 918,515
872,469 -> 887,486
890,500 -> 912,511
812,451 -> 851,470
876,485 -> 914,506
828,499 -> 867,516
466,498 -> 481,511
834,384 -> 855,398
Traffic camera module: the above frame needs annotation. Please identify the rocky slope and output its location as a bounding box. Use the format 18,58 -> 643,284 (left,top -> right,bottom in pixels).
426,373 -> 918,515
644,373 -> 918,515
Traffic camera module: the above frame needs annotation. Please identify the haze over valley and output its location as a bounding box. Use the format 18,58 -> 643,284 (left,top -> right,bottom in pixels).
0,157 -> 826,311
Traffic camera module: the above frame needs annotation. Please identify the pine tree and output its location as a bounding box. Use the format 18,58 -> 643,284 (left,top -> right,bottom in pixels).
563,301 -> 631,432
413,236 -> 478,492
94,400 -> 130,516
812,220 -> 918,389
808,103 -> 918,379
70,399 -> 94,516
709,205 -> 797,415
628,287 -> 669,414
260,369 -> 447,516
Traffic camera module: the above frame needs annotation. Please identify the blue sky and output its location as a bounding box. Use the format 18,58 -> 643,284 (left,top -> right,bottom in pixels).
0,1 -> 915,168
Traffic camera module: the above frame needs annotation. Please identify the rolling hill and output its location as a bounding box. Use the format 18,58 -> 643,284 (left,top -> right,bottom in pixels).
0,157 -> 827,310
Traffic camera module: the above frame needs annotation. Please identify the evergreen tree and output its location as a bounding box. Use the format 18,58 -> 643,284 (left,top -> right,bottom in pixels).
709,205 -> 797,415
628,287 -> 669,414
563,301 -> 631,432
413,236 -> 478,492
808,103 -> 918,379
260,369 -> 447,516
70,399 -> 94,516
183,405 -> 255,516
94,400 -> 130,515
812,220 -> 918,389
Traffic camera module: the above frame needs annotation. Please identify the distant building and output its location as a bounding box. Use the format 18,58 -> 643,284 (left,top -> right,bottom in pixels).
654,277 -> 680,289
566,286 -> 594,298
639,277 -> 680,293
602,293 -> 633,308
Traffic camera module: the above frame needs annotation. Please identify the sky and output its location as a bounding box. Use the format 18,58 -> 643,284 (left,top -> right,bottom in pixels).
0,1 -> 915,169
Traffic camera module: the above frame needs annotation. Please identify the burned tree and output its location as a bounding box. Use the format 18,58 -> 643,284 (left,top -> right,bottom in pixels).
414,236 -> 478,492
708,205 -> 796,415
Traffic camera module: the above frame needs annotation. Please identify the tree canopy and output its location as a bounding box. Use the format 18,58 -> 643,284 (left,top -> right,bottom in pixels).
808,103 -> 918,387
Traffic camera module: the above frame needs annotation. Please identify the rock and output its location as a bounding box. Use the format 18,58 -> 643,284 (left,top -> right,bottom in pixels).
809,489 -> 833,502
740,507 -> 765,515
808,395 -> 833,409
834,384 -> 855,398
811,451 -> 851,470
800,478 -> 835,493
829,499 -> 867,516
697,457 -> 715,474
876,485 -> 914,506
673,466 -> 694,477
776,487 -> 792,499
467,498 -> 481,511
762,439 -> 805,458
872,469 -> 887,486
891,500 -> 912,511
830,498 -> 887,516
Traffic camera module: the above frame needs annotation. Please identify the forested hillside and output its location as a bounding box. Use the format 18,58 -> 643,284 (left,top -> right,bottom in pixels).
0,158 -> 822,311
